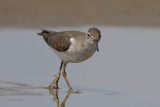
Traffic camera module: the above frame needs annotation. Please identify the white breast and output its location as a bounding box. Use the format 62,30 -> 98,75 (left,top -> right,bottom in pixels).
50,37 -> 97,63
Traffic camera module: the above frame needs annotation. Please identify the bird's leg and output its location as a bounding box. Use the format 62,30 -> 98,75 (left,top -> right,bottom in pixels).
55,61 -> 63,88
62,63 -> 73,92
49,61 -> 63,89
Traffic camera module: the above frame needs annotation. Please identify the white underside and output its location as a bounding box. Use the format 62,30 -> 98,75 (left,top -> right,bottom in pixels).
51,46 -> 96,64
50,38 -> 97,63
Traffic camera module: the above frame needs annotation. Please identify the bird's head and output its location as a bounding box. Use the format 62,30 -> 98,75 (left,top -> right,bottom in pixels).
86,28 -> 101,51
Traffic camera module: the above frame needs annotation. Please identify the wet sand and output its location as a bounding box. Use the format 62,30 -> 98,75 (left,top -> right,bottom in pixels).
0,0 -> 160,28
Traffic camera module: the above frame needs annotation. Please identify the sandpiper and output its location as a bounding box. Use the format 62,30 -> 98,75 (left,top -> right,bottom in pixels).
37,28 -> 101,91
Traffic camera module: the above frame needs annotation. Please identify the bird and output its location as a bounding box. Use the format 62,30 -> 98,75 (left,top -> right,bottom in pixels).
37,28 -> 101,92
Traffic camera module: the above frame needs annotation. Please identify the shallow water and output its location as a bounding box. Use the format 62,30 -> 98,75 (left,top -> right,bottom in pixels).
0,26 -> 160,107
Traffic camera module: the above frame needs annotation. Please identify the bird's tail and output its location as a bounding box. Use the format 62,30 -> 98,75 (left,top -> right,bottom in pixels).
37,29 -> 57,44
37,29 -> 50,36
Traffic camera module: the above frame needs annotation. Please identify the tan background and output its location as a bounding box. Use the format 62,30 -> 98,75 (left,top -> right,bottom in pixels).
0,0 -> 160,28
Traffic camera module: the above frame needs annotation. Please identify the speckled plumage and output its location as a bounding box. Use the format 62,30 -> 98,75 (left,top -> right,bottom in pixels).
38,29 -> 87,52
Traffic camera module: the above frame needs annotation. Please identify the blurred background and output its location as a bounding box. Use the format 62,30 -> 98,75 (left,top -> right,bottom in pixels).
1,1 -> 160,107
0,0 -> 160,28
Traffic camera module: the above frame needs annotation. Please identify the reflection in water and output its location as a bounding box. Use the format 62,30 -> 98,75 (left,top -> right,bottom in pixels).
0,80 -> 48,96
50,89 -> 71,107
0,80 -> 71,107
0,80 -> 116,96
0,80 -> 74,107
0,80 -> 118,107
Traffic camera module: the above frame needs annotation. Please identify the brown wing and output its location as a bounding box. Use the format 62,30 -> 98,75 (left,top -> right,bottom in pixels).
37,29 -> 71,52
47,35 -> 71,52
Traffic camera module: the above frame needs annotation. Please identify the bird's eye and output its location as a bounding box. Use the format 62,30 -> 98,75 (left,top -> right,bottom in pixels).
99,34 -> 101,38
88,33 -> 91,37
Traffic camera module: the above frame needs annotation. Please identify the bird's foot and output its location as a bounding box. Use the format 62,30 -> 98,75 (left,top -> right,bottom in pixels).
47,85 -> 59,90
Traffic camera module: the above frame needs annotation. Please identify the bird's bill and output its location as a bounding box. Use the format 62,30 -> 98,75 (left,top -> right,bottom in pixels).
97,43 -> 99,52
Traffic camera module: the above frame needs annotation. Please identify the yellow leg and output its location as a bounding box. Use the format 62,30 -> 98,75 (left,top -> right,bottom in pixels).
49,61 -> 63,89
62,63 -> 73,92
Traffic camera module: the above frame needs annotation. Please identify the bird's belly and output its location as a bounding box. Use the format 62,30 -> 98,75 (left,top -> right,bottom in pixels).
51,47 -> 96,63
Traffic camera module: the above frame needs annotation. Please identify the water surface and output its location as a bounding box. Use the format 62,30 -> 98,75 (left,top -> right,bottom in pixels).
0,26 -> 160,107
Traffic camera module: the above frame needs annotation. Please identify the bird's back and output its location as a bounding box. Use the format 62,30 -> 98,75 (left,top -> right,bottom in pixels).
37,29 -> 86,52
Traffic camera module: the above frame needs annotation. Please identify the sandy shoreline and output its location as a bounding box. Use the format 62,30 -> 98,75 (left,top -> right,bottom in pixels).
0,0 -> 160,28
